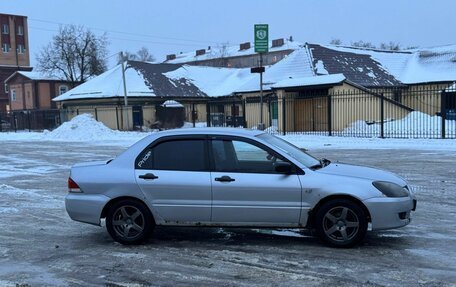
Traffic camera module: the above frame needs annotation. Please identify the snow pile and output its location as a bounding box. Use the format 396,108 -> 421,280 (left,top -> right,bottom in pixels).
43,114 -> 147,142
342,111 -> 456,138
44,114 -> 117,140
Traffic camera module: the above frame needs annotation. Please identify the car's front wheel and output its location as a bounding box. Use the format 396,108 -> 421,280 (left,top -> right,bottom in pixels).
106,199 -> 154,245
314,199 -> 368,247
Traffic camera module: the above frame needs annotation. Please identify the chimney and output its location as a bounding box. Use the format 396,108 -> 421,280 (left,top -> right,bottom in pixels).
272,38 -> 284,48
239,42 -> 251,51
166,54 -> 176,61
196,49 -> 206,56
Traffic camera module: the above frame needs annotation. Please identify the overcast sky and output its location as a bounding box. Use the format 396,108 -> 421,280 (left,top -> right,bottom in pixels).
2,0 -> 455,68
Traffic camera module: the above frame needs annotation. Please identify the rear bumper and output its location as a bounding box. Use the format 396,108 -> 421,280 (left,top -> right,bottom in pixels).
65,193 -> 110,226
363,196 -> 416,230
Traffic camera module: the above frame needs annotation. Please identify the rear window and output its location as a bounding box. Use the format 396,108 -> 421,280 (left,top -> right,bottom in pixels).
136,139 -> 206,171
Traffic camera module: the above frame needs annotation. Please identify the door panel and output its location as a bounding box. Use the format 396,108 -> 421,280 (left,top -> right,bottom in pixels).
210,138 -> 302,226
211,172 -> 302,225
136,170 -> 211,224
134,138 -> 211,225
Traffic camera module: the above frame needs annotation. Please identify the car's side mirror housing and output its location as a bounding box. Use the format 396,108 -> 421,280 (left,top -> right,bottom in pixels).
274,162 -> 293,174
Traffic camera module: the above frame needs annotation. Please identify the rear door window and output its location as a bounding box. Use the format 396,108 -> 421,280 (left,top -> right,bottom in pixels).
136,139 -> 207,171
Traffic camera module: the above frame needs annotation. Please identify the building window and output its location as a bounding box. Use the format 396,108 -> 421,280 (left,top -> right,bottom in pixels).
59,85 -> 68,95
17,44 -> 25,54
11,90 -> 16,102
2,24 -> 9,34
4,83 -> 9,93
17,25 -> 24,36
2,43 -> 10,53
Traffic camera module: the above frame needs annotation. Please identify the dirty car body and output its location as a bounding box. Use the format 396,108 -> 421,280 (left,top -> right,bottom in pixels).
65,128 -> 417,247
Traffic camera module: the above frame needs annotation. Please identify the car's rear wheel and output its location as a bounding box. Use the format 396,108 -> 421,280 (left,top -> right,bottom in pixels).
315,199 -> 367,247
106,199 -> 154,245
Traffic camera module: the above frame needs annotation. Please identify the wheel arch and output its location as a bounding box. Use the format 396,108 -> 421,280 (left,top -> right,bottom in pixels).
100,196 -> 155,224
306,194 -> 371,228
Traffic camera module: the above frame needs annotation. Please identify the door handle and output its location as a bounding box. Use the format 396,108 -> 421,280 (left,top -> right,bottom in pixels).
215,175 -> 235,182
139,173 -> 159,180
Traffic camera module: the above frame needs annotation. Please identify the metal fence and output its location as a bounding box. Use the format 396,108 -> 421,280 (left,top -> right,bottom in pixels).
0,109 -> 62,132
205,85 -> 456,139
1,85 -> 455,139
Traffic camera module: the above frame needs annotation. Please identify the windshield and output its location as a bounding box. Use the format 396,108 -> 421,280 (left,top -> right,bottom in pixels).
257,133 -> 321,168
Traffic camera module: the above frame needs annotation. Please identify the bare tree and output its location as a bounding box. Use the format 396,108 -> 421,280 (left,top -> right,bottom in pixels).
36,25 -> 108,84
351,40 -> 376,49
330,38 -> 342,45
117,51 -> 138,64
117,47 -> 155,64
136,47 -> 155,62
379,41 -> 401,51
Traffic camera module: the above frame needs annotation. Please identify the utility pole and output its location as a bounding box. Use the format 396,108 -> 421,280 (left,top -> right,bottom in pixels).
120,51 -> 129,130
259,53 -> 265,130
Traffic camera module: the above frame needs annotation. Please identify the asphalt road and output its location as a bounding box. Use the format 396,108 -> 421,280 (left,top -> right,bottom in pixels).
0,141 -> 455,286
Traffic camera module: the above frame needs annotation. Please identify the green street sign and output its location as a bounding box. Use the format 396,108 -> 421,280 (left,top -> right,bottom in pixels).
254,24 -> 269,53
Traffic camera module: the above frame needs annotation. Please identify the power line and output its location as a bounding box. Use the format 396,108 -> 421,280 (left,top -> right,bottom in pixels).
29,26 -> 204,48
29,18 -> 224,45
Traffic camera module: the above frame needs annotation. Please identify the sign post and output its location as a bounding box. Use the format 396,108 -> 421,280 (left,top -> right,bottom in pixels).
254,24 -> 268,130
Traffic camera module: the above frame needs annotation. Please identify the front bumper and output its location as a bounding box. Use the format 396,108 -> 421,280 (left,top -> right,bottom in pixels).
363,196 -> 416,230
65,193 -> 111,226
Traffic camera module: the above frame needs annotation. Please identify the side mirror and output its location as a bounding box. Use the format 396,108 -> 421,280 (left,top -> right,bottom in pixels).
274,162 -> 293,174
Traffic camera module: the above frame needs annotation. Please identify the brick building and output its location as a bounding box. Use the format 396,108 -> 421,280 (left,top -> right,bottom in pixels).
5,71 -> 73,111
163,38 -> 301,68
0,13 -> 32,112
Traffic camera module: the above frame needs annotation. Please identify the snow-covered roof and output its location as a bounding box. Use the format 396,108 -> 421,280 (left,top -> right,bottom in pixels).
55,48 -> 333,101
319,44 -> 456,84
161,100 -> 184,108
54,61 -> 210,101
235,47 -> 315,92
164,65 -> 252,96
5,71 -> 64,82
54,64 -> 154,101
164,39 -> 303,64
308,44 -> 403,87
272,74 -> 346,89
445,82 -> 456,92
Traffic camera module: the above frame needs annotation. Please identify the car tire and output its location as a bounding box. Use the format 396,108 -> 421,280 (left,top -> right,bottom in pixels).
314,199 -> 367,248
106,199 -> 154,245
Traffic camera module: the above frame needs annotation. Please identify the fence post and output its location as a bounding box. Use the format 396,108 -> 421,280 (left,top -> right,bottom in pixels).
57,110 -> 61,128
0,112 -> 2,132
441,91 -> 446,139
380,93 -> 384,138
115,107 -> 119,130
27,111 -> 31,132
327,94 -> 332,136
192,103 -> 196,128
282,97 -> 286,136
242,99 -> 246,128
94,108 -> 98,121
13,113 -> 17,132
231,101 -> 236,127
206,102 -> 211,127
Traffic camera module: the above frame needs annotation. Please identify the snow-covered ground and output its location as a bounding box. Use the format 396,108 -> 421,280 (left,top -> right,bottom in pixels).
0,114 -> 455,286
1,113 -> 456,151
0,141 -> 455,286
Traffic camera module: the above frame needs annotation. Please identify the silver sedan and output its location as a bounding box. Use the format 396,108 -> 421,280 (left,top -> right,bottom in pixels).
65,128 -> 417,247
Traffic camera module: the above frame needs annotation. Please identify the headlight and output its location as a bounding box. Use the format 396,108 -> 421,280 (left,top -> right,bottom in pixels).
372,181 -> 409,197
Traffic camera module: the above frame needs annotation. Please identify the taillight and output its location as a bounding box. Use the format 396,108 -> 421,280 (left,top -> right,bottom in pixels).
68,177 -> 82,193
